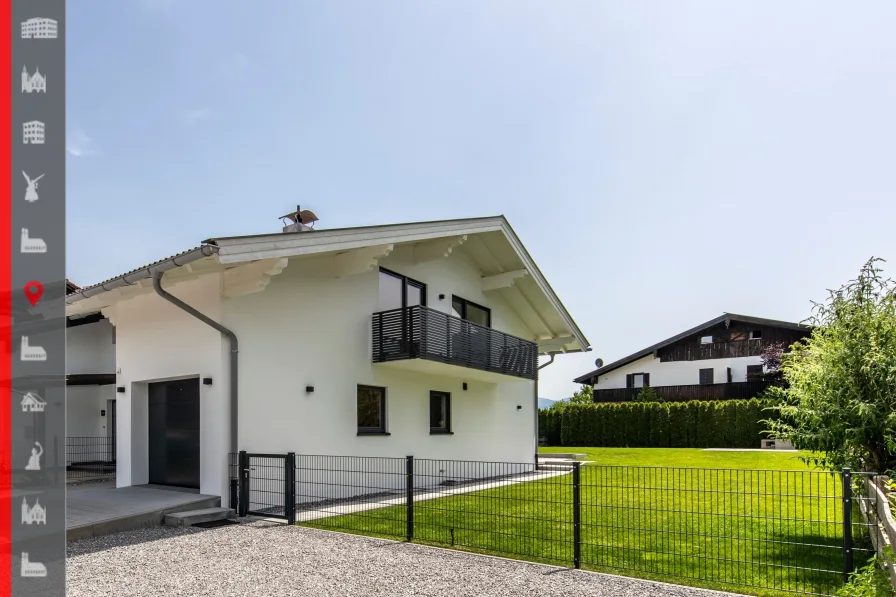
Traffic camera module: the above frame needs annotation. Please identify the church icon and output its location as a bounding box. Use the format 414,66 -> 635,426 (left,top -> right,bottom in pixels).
22,497 -> 46,525
22,66 -> 46,93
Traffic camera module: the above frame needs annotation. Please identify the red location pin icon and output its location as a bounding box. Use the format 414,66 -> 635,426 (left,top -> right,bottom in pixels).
24,281 -> 44,307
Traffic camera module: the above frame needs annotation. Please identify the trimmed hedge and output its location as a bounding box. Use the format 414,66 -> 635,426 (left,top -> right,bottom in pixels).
538,399 -> 776,448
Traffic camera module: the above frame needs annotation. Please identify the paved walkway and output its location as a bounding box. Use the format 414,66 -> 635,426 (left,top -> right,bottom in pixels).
67,482 -> 219,538
67,521 -> 738,597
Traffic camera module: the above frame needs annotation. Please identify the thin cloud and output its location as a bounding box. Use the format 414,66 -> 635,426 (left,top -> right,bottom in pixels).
183,108 -> 212,124
67,128 -> 96,157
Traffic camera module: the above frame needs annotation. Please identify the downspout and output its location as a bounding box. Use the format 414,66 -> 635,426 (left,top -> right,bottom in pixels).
152,271 -> 239,454
535,353 -> 557,466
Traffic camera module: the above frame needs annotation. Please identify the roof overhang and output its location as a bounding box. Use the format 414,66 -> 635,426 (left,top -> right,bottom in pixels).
62,216 -> 590,355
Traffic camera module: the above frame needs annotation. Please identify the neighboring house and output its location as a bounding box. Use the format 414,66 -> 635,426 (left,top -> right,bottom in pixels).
63,212 -> 590,505
574,313 -> 811,402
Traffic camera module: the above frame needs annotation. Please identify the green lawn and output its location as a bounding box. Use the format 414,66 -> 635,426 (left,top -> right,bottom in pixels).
300,449 -> 866,597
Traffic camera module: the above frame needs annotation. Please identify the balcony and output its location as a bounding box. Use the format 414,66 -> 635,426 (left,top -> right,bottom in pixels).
593,380 -> 782,403
372,306 -> 537,383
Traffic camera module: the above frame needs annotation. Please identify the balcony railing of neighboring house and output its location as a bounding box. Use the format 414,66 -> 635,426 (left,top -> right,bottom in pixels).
66,436 -> 116,483
592,380 -> 782,403
372,305 -> 538,380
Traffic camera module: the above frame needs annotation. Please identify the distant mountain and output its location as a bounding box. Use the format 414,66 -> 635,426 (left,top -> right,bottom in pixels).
538,397 -> 556,410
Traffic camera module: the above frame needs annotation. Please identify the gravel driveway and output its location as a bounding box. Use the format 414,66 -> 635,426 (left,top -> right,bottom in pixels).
67,520 -> 737,597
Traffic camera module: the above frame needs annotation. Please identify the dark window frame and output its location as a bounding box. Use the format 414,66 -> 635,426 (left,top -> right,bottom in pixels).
357,385 -> 389,435
749,330 -> 762,340
698,368 -> 714,385
429,391 -> 452,434
746,364 -> 763,380
379,267 -> 427,309
451,295 -> 491,328
625,373 -> 650,388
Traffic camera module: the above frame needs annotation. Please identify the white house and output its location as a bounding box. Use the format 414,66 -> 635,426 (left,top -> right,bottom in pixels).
574,313 -> 811,402
63,212 -> 589,505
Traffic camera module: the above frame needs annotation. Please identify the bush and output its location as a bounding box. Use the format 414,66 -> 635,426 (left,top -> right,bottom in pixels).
837,558 -> 895,597
541,398 -> 775,448
633,386 -> 663,402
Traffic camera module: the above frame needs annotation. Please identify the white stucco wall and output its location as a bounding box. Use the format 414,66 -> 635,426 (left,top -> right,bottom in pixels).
229,245 -> 536,464
104,274 -> 228,498
596,354 -> 762,388
66,385 -> 116,437
105,245 -> 540,503
66,319 -> 117,440
67,319 -> 115,375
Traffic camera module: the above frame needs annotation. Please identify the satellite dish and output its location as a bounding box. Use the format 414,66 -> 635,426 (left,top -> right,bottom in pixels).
595,358 -> 604,368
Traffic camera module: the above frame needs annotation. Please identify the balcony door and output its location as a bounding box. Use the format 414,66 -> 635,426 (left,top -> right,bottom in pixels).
451,296 -> 492,368
378,269 -> 426,358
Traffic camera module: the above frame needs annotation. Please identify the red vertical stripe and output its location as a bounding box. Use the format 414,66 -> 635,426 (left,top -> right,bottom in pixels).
0,0 -> 11,594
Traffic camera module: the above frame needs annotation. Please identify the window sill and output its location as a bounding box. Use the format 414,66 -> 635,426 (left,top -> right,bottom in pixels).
357,431 -> 391,436
429,430 -> 454,435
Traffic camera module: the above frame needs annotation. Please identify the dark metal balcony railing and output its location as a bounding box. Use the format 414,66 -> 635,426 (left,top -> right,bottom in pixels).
372,306 -> 538,380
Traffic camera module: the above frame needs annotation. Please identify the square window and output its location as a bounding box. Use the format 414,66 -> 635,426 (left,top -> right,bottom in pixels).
429,391 -> 451,433
700,336 -> 714,344
357,385 -> 386,434
699,368 -> 714,385
750,330 -> 762,340
746,364 -> 763,380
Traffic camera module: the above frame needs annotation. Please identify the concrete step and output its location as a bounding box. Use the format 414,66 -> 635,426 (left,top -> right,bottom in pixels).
537,453 -> 587,460
164,507 -> 236,527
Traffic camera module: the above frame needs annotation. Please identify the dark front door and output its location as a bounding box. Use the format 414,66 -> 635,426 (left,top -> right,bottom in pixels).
148,378 -> 200,489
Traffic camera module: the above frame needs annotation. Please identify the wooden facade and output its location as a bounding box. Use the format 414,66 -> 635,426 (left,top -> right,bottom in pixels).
593,380 -> 781,403
656,321 -> 809,363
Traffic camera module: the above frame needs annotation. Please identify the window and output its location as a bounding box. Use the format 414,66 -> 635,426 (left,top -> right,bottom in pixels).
429,391 -> 451,434
746,364 -> 763,380
357,385 -> 387,434
699,368 -> 714,385
700,335 -> 714,344
451,296 -> 491,327
378,268 -> 426,311
626,373 -> 649,388
749,330 -> 762,340
729,331 -> 748,342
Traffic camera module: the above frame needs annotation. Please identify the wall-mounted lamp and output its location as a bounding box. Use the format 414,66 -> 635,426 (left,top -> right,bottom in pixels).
439,294 -> 445,300
116,386 -> 125,394
203,377 -> 213,386
516,405 -> 522,410
306,385 -> 314,394
462,382 -> 468,391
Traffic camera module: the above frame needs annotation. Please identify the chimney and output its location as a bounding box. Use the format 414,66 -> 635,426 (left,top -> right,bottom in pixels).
280,205 -> 319,233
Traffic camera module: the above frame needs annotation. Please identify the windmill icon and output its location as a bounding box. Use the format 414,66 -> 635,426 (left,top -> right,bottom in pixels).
22,171 -> 43,203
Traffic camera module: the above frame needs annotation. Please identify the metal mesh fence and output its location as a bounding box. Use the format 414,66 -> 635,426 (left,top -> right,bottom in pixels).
66,436 -> 115,482
228,453 -> 876,596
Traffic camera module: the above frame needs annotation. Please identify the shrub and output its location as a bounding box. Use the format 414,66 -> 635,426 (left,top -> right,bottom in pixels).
545,399 -> 774,448
633,386 -> 663,402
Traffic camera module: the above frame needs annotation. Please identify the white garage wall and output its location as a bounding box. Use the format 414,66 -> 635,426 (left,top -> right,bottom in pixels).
104,274 -> 227,498
67,319 -> 115,375
597,354 -> 763,388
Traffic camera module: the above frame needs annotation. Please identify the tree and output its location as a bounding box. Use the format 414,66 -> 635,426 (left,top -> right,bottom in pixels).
759,342 -> 786,374
568,385 -> 594,404
632,386 -> 663,402
766,258 -> 896,473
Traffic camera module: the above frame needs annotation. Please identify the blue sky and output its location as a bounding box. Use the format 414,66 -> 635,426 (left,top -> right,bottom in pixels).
67,1 -> 896,400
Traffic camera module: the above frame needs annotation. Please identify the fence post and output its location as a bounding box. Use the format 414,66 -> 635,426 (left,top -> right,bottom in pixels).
285,452 -> 296,525
572,461 -> 581,569
406,455 -> 414,542
842,467 -> 854,582
238,451 -> 249,517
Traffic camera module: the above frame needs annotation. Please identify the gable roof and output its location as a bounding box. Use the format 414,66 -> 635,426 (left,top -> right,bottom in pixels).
573,313 -> 811,385
64,215 -> 590,355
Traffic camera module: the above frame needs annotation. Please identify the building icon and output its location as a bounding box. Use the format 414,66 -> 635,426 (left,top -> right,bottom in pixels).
20,553 -> 47,578
23,121 -> 44,144
22,66 -> 46,93
21,228 -> 47,254
21,18 -> 58,40
22,497 -> 46,525
21,392 -> 45,413
20,337 -> 47,362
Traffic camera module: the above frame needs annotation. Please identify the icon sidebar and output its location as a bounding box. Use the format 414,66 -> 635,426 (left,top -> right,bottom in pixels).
12,1 -> 66,593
